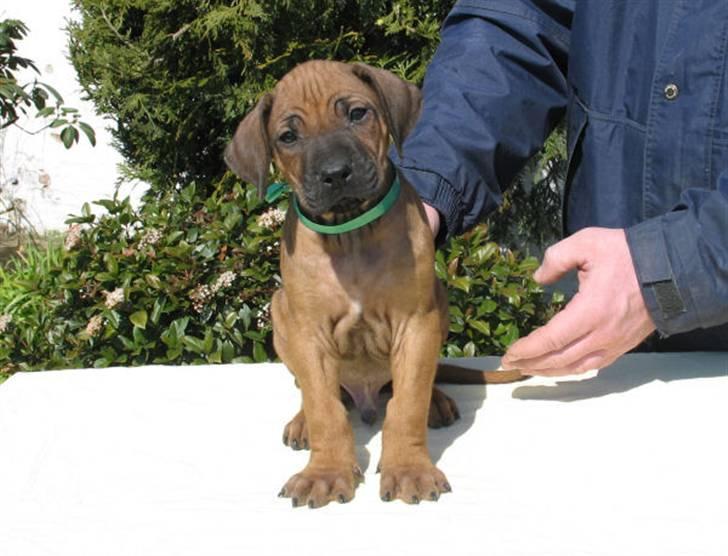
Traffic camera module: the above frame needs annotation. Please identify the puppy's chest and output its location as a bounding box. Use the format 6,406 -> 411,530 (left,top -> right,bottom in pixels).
328,297 -> 393,360
319,254 -> 418,360
285,234 -> 428,359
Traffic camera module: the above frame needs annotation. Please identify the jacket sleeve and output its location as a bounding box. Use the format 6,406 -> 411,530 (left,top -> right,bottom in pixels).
392,0 -> 573,239
626,173 -> 728,335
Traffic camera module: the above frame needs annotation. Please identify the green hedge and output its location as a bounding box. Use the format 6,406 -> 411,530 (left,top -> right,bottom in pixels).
0,182 -> 561,375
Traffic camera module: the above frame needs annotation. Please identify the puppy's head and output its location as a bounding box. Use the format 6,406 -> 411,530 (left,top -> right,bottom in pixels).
225,61 -> 421,218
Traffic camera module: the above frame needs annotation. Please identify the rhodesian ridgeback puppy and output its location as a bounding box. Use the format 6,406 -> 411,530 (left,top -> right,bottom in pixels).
225,60 -> 522,508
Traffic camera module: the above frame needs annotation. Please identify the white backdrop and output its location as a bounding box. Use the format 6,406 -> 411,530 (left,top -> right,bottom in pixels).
1,354 -> 727,556
0,0 -> 146,233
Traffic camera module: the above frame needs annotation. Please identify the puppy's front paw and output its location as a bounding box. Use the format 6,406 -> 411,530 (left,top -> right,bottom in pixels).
278,463 -> 363,509
379,463 -> 451,504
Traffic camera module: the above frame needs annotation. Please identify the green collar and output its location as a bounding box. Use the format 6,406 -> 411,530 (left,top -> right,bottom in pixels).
267,177 -> 401,235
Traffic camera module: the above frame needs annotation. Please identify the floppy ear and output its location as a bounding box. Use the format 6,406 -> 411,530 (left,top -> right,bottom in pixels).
224,93 -> 274,199
351,63 -> 423,156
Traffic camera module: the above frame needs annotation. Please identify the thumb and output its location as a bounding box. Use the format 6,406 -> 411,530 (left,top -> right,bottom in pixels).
534,232 -> 589,284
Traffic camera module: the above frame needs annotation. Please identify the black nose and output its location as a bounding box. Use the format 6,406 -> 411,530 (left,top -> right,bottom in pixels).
320,161 -> 352,189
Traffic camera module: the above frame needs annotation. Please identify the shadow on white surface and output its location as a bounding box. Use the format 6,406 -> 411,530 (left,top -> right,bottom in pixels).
428,383 -> 486,464
346,381 -> 487,467
513,352 -> 728,402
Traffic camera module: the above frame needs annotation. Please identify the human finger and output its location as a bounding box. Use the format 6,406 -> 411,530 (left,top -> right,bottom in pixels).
519,350 -> 610,377
502,295 -> 598,365
533,232 -> 590,284
502,330 -> 601,374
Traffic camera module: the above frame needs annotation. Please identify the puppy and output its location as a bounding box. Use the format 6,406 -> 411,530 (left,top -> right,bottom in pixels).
226,60 -> 521,508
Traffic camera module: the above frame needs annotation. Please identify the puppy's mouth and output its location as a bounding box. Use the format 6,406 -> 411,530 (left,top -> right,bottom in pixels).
300,182 -> 384,220
329,196 -> 369,215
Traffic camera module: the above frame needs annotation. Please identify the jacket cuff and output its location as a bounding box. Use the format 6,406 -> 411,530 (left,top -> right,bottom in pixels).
625,218 -> 698,336
392,151 -> 464,244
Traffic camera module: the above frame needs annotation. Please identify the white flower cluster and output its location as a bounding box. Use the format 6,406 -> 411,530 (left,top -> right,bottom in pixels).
258,207 -> 286,230
213,271 -> 236,292
0,314 -> 12,334
64,224 -> 82,251
256,302 -> 271,329
188,271 -> 237,313
85,314 -> 104,338
139,228 -> 163,251
189,285 -> 212,313
103,288 -> 125,309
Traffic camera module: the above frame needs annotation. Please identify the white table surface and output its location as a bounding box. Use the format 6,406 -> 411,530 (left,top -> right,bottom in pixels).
0,353 -> 727,556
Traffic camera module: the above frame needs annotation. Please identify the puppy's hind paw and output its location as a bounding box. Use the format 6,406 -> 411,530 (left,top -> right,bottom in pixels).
428,386 -> 460,429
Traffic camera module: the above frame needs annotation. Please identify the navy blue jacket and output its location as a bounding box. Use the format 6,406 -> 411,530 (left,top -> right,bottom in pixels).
394,0 -> 728,347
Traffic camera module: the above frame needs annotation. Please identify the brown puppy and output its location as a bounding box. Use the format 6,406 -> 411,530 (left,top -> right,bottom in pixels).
225,61 -> 521,508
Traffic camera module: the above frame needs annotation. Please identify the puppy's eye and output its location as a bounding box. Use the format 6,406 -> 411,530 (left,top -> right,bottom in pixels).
349,107 -> 368,122
279,130 -> 298,145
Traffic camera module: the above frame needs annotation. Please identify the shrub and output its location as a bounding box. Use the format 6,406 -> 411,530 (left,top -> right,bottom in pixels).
437,226 -> 563,357
1,176 -> 281,372
488,126 -> 566,253
0,181 -> 561,373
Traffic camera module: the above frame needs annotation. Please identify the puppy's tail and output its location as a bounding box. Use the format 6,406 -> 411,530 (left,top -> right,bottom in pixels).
435,362 -> 527,385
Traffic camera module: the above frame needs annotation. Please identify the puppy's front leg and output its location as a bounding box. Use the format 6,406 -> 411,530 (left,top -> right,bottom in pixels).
277,341 -> 362,508
380,311 -> 451,504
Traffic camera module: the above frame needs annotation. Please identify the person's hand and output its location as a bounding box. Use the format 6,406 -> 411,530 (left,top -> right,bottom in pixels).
501,227 -> 656,377
423,202 -> 440,239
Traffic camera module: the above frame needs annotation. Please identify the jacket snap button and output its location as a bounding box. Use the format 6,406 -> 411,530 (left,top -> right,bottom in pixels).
664,83 -> 679,100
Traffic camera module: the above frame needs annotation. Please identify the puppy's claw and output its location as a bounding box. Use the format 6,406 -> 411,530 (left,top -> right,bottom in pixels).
443,482 -> 452,493
338,494 -> 348,504
430,490 -> 439,501
291,497 -> 299,508
353,465 -> 364,481
411,495 -> 420,505
291,439 -> 299,450
381,491 -> 392,502
277,488 -> 286,498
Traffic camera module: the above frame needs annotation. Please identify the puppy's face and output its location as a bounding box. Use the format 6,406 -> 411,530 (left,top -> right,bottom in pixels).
269,64 -> 390,216
225,61 -> 422,218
